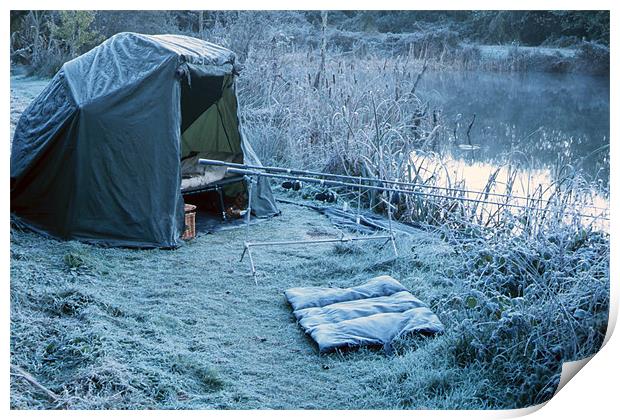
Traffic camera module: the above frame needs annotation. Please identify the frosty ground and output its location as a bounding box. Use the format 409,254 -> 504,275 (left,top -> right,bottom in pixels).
10,74 -> 607,409
12,197 -> 477,409
9,75 -> 468,409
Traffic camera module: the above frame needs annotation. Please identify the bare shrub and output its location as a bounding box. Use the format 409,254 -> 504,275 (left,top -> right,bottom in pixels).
575,41 -> 610,76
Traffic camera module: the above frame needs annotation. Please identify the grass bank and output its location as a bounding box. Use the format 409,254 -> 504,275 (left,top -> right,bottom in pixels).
11,202 -> 466,409
9,56 -> 609,409
10,193 -> 609,409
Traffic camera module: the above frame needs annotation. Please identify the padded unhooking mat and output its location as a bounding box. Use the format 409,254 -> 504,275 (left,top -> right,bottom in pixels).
285,276 -> 444,353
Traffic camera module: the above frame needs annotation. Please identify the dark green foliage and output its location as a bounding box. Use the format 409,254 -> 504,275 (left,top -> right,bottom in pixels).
10,11 -> 102,76
310,11 -> 609,46
461,11 -> 609,46
575,41 -> 610,76
63,253 -> 85,270
48,11 -> 103,57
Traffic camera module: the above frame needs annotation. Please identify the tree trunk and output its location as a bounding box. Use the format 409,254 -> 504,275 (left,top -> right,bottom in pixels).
198,11 -> 204,39
313,11 -> 328,90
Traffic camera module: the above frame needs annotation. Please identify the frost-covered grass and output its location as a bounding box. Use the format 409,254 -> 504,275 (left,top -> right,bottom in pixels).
10,197 -> 608,409
9,46 -> 609,409
474,44 -> 578,60
10,202 -> 460,409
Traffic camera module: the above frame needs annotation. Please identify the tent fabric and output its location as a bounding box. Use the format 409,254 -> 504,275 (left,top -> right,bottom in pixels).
10,32 -> 278,248
285,276 -> 444,353
180,71 -> 225,134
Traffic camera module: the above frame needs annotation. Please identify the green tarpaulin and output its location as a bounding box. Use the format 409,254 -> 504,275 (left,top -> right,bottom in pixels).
11,33 -> 278,248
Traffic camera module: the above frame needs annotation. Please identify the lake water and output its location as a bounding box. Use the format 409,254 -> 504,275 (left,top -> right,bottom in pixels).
416,70 -> 610,185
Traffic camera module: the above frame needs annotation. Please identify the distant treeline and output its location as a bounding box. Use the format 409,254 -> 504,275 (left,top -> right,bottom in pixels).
10,10 -> 610,76
324,11 -> 610,46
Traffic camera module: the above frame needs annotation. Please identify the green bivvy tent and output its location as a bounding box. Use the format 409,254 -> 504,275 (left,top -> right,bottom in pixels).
10,32 -> 279,248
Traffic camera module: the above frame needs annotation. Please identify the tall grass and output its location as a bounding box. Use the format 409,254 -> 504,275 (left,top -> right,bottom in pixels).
235,36 -> 608,228
229,24 -> 609,406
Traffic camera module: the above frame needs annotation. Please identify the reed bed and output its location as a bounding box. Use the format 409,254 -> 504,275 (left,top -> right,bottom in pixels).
233,33 -> 609,407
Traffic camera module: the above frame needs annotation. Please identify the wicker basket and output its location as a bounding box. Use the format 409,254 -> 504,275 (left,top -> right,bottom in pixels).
182,204 -> 197,240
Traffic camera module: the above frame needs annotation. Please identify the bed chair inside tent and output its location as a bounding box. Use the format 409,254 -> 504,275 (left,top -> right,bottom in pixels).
10,33 -> 278,248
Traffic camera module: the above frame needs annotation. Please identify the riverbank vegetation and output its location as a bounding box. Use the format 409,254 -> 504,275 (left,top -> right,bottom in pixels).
10,10 -> 610,409
10,10 -> 610,77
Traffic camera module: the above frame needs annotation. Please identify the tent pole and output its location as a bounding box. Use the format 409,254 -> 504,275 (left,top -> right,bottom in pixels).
215,186 -> 227,220
247,244 -> 257,285
245,236 -> 391,247
244,175 -> 253,243
241,175 -> 258,285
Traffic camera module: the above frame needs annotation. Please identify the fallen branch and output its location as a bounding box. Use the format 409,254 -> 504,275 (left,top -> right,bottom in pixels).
10,364 -> 59,402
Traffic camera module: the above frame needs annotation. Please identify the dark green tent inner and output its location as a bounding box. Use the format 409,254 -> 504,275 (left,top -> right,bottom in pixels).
179,68 -> 245,198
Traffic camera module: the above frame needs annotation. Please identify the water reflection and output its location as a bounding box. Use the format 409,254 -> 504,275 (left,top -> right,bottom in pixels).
409,152 -> 609,231
417,70 -> 610,184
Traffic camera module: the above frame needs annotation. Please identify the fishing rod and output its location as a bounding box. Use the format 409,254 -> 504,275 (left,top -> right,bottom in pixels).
198,158 -> 607,212
199,161 -> 607,281
222,167 -> 609,221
